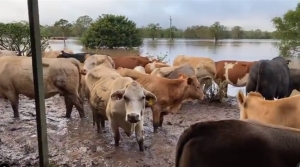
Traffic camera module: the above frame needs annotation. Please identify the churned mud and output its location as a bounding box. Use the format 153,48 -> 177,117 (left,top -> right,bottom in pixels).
0,95 -> 239,167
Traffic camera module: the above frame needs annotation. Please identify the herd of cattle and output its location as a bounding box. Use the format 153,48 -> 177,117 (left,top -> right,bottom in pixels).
1,48 -> 300,166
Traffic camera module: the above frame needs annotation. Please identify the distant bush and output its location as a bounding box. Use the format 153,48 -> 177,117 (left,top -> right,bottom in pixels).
81,14 -> 143,49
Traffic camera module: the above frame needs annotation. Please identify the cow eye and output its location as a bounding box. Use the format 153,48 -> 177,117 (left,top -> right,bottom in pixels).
140,96 -> 145,101
124,96 -> 129,101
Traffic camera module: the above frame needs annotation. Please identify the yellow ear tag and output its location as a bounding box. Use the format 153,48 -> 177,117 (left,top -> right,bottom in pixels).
147,99 -> 154,106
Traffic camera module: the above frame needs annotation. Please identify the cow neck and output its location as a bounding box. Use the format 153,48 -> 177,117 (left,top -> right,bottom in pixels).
167,79 -> 187,102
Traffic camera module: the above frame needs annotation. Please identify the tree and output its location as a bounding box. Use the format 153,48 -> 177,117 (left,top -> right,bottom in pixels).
147,23 -> 161,40
73,15 -> 93,37
54,19 -> 72,46
0,21 -> 49,56
81,14 -> 143,49
272,2 -> 300,57
209,22 -> 226,42
231,26 -> 243,39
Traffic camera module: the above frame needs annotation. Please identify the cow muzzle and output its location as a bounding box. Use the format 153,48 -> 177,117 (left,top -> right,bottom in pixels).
126,113 -> 140,123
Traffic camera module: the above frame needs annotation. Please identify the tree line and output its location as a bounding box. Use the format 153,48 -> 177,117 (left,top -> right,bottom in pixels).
0,2 -> 299,57
40,15 -> 277,40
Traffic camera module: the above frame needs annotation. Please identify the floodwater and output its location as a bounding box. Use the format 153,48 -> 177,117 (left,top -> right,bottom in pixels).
0,39 -> 299,166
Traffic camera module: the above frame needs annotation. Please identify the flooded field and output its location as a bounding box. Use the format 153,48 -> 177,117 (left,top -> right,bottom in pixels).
0,95 -> 239,166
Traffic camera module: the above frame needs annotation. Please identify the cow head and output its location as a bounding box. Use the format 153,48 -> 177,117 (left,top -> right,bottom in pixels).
178,74 -> 205,100
110,81 -> 157,123
83,54 -> 115,72
57,51 -> 68,58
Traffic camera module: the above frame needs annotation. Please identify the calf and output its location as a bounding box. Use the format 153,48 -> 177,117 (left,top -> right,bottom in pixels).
107,78 -> 157,151
173,55 -> 216,79
145,61 -> 170,74
237,90 -> 300,129
176,119 -> 300,167
215,60 -> 256,87
112,56 -> 153,69
0,56 -> 86,118
117,68 -> 205,133
246,56 -> 290,100
57,51 -> 97,63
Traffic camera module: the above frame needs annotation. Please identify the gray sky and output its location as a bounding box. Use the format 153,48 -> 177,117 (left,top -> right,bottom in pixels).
1,0 -> 298,31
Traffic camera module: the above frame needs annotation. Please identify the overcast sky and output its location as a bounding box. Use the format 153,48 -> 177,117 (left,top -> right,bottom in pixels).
0,0 -> 298,31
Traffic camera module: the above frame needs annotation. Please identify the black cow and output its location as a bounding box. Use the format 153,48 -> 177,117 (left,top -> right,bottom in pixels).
57,51 -> 97,63
246,56 -> 291,100
288,68 -> 300,95
176,119 -> 300,167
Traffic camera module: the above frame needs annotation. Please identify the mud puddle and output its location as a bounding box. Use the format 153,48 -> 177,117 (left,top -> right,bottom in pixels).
0,95 -> 239,166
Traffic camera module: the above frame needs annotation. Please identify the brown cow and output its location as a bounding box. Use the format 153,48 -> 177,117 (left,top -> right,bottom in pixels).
215,60 -> 256,87
145,61 -> 170,74
176,119 -> 300,167
112,56 -> 153,69
173,55 -> 216,79
117,68 -> 205,133
237,90 -> 300,129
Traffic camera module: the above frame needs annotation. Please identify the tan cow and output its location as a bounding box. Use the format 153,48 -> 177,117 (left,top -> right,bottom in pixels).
107,77 -> 156,151
215,60 -> 256,87
42,48 -> 73,58
133,66 -> 146,73
117,68 -> 205,133
0,56 -> 86,118
173,55 -> 216,79
0,49 -> 18,56
237,90 -> 300,129
145,62 -> 170,74
83,54 -> 117,127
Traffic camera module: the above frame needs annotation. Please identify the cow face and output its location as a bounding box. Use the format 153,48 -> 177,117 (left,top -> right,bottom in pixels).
110,81 -> 157,123
178,74 -> 205,100
83,54 -> 115,72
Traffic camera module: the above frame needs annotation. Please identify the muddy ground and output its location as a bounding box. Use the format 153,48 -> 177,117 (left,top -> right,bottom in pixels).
0,95 -> 239,167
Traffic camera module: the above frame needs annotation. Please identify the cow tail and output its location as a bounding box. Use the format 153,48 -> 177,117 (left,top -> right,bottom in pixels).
175,122 -> 205,167
255,61 -> 265,92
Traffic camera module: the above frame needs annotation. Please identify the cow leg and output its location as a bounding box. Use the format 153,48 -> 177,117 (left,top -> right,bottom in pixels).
152,105 -> 161,133
64,97 -> 73,118
135,123 -> 145,151
110,120 -> 120,146
169,103 -> 182,114
95,113 -> 102,134
68,94 -> 86,118
223,83 -> 228,98
101,119 -> 105,128
159,114 -> 164,127
6,92 -> 19,118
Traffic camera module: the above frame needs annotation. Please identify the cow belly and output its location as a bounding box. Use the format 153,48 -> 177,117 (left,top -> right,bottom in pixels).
226,73 -> 249,87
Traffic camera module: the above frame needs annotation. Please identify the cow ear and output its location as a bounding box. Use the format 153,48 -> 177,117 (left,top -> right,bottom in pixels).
111,89 -> 125,101
236,90 -> 245,105
143,89 -> 157,107
178,73 -> 187,80
187,77 -> 193,85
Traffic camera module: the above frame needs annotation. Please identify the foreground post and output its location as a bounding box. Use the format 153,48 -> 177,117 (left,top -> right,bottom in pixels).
27,0 -> 49,166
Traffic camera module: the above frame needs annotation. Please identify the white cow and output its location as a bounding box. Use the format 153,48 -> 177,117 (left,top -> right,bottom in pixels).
107,77 -> 157,151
